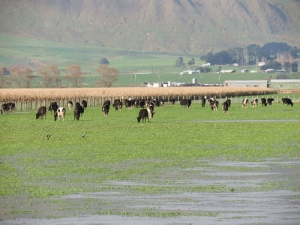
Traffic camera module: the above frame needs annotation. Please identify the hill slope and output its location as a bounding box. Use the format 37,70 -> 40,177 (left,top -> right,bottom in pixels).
0,0 -> 299,54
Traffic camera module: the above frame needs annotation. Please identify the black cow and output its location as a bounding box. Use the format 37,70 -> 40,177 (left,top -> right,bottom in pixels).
75,102 -> 84,116
68,101 -> 73,110
81,100 -> 87,110
113,99 -> 123,110
282,98 -> 293,106
222,102 -> 229,114
251,98 -> 258,107
48,102 -> 58,115
261,98 -> 267,107
225,98 -> 231,107
267,98 -> 275,106
74,107 -> 81,120
102,100 -> 111,116
170,98 -> 175,106
201,96 -> 206,107
180,99 -> 192,108
139,99 -> 145,108
242,98 -> 249,108
137,109 -> 149,123
36,106 -> 46,119
124,98 -> 134,108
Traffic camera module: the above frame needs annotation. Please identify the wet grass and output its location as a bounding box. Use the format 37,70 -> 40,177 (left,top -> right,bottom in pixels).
0,101 -> 300,219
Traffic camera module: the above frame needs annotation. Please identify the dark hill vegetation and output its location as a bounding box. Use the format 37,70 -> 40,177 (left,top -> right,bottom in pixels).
0,0 -> 299,54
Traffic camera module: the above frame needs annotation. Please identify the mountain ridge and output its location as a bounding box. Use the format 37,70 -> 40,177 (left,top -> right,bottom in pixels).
0,0 -> 299,54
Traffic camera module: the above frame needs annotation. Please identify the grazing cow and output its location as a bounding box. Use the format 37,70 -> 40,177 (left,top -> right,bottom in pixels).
113,99 -> 123,111
139,99 -> 145,108
267,98 -> 275,106
147,103 -> 155,119
180,99 -> 192,108
68,101 -> 73,110
225,98 -> 231,107
54,107 -> 66,121
170,98 -> 175,106
102,100 -> 111,116
137,109 -> 149,123
201,96 -> 206,107
208,98 -> 218,111
124,98 -> 134,108
251,98 -> 258,107
222,102 -> 229,114
1,103 -> 15,114
36,106 -> 47,119
242,98 -> 249,108
81,100 -> 87,110
74,107 -> 81,120
75,102 -> 84,116
48,102 -> 58,115
261,98 -> 267,106
159,99 -> 164,107
282,98 -> 294,106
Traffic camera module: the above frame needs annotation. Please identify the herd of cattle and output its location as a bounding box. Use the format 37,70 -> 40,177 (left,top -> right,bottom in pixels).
1,96 -> 295,122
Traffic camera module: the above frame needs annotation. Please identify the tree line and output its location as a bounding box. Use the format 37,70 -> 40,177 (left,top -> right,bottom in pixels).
0,64 -> 119,88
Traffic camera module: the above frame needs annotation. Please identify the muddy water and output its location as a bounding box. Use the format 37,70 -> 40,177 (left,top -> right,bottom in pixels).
1,159 -> 300,225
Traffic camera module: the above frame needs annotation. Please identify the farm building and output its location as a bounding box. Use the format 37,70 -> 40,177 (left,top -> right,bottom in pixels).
269,79 -> 300,89
224,80 -> 268,87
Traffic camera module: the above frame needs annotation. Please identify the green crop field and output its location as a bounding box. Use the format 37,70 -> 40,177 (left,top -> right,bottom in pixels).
0,99 -> 299,220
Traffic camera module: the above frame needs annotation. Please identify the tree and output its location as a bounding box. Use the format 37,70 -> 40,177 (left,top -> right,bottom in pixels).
283,62 -> 291,72
64,65 -> 84,87
0,67 -> 6,88
187,58 -> 195,66
37,64 -> 61,88
99,57 -> 110,64
7,65 -> 34,88
291,62 -> 298,73
175,57 -> 185,67
96,65 -> 119,87
260,61 -> 282,71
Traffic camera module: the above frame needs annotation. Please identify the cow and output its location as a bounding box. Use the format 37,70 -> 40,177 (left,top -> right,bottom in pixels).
54,107 -> 66,121
36,106 -> 46,119
201,96 -> 206,107
170,98 -> 175,106
242,98 -> 248,108
222,102 -> 229,114
139,99 -> 145,108
68,101 -> 73,110
147,103 -> 155,119
208,98 -> 218,111
1,103 -> 15,114
251,98 -> 258,107
124,98 -> 134,108
267,98 -> 275,106
113,99 -> 123,111
75,102 -> 84,116
74,107 -> 81,120
225,98 -> 231,107
159,99 -> 164,107
102,100 -> 111,116
137,109 -> 149,123
81,100 -> 87,110
261,98 -> 267,107
48,102 -> 58,115
282,98 -> 294,106
180,99 -> 192,108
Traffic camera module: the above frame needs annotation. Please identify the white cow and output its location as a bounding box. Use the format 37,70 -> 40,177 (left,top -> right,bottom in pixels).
54,107 -> 66,121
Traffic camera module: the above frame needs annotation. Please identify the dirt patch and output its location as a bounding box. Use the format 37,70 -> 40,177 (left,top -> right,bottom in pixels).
1,159 -> 300,225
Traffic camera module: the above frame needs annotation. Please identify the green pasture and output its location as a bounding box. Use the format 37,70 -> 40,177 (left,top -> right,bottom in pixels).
0,32 -> 275,87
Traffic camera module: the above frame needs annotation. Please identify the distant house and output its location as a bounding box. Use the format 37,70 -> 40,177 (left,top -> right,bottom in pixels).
202,63 -> 211,66
224,80 -> 267,87
262,69 -> 275,73
233,63 -> 238,66
258,62 -> 266,67
220,70 -> 234,73
241,69 -> 249,73
180,70 -> 200,75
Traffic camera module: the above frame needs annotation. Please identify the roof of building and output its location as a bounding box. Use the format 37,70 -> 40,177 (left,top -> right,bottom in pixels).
270,79 -> 300,83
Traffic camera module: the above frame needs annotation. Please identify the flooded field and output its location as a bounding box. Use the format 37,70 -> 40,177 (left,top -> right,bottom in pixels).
1,158 -> 299,225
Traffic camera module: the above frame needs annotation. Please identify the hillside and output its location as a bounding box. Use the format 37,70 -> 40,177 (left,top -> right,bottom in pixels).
0,0 -> 299,54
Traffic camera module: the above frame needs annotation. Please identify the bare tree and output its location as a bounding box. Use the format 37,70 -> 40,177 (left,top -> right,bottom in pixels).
64,65 -> 84,87
37,64 -> 61,87
8,65 -> 33,88
96,65 -> 119,87
21,66 -> 34,88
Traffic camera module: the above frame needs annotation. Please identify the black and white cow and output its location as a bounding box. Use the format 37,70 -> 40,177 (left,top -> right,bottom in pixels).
261,98 -> 267,107
208,98 -> 218,111
48,102 -> 58,115
180,99 -> 192,108
147,103 -> 155,119
81,100 -> 87,110
242,98 -> 248,108
282,98 -> 294,106
267,98 -> 275,106
222,101 -> 229,114
225,98 -> 231,107
139,99 -> 145,108
124,98 -> 134,108
113,99 -> 123,110
1,102 -> 15,114
54,107 -> 66,121
36,106 -> 46,119
251,98 -> 258,107
68,101 -> 73,110
102,100 -> 111,116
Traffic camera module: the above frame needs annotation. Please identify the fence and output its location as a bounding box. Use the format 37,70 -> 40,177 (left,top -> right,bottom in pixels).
1,94 -> 299,111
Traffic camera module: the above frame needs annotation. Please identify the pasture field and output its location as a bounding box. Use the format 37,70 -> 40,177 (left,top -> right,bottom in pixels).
0,100 -> 300,224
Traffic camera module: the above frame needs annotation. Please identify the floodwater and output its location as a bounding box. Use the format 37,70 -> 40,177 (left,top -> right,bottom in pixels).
1,159 -> 300,225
